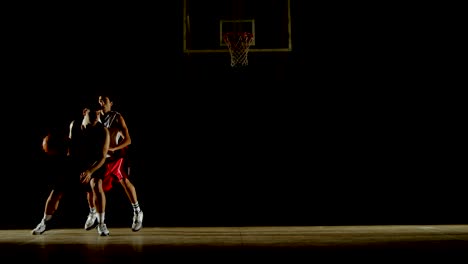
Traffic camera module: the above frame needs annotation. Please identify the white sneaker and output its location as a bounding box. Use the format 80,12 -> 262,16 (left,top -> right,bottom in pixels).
32,220 -> 46,235
84,212 -> 97,230
97,223 -> 110,236
132,211 -> 143,232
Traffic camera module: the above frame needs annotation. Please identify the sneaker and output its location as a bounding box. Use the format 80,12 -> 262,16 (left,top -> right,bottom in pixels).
32,220 -> 46,235
97,223 -> 110,236
132,211 -> 143,232
84,212 -> 98,230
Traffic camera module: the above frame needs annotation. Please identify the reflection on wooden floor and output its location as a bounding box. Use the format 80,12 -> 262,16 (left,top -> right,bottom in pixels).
2,225 -> 468,263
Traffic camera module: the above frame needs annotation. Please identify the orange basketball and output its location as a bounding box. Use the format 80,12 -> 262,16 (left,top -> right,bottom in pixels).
42,133 -> 68,156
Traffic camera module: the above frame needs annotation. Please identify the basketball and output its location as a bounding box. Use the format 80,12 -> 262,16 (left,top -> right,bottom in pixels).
42,133 -> 68,156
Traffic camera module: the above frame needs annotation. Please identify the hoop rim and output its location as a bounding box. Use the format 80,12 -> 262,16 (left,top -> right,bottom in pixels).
223,32 -> 254,38
222,32 -> 254,67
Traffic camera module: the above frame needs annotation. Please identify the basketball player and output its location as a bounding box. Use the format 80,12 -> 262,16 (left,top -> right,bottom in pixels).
83,94 -> 143,232
32,103 -> 111,236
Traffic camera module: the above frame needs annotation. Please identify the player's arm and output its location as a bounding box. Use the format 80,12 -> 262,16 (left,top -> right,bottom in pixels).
69,108 -> 88,140
67,120 -> 76,156
68,120 -> 74,140
110,114 -> 132,152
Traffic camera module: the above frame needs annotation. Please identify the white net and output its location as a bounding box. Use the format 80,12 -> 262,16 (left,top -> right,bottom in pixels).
223,32 -> 254,67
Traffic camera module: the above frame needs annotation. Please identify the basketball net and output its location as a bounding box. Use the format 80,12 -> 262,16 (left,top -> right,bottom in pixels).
223,32 -> 254,67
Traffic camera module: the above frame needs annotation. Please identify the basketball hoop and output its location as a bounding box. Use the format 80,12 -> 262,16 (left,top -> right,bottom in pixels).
223,32 -> 254,67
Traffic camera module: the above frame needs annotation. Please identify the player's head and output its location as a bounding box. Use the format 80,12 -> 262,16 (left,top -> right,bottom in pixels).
98,94 -> 113,113
82,101 -> 102,125
94,87 -> 121,111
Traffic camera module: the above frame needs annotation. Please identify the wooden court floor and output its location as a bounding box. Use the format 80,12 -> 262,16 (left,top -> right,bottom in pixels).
1,225 -> 468,263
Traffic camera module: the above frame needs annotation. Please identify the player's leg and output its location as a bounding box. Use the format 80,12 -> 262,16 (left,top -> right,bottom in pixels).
84,191 -> 98,230
32,190 -> 64,235
90,177 -> 109,236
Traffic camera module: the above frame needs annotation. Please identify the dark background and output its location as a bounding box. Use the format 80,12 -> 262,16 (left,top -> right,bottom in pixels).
2,1 -> 464,229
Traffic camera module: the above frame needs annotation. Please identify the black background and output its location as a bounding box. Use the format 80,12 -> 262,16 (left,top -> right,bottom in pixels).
2,1 -> 464,229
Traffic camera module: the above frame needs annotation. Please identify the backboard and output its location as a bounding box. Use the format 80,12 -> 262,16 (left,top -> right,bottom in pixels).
183,0 -> 292,53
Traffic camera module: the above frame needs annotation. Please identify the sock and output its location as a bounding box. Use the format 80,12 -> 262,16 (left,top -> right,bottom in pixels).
43,214 -> 52,222
97,213 -> 105,224
132,202 -> 141,213
90,207 -> 96,214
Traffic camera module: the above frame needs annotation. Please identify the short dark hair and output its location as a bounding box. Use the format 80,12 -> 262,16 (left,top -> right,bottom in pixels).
92,86 -> 115,99
87,101 -> 102,111
99,93 -> 118,105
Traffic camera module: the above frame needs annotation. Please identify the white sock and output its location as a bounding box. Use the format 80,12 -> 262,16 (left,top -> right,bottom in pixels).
97,213 -> 105,224
132,202 -> 141,213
